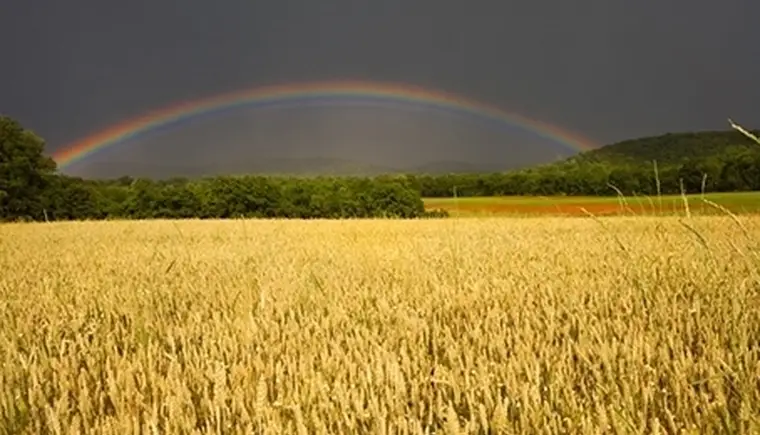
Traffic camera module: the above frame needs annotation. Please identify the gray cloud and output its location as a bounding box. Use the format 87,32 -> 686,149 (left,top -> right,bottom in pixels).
2,0 -> 758,176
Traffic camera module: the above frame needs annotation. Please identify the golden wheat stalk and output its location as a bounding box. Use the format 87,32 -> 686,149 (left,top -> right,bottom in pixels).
728,118 -> 760,144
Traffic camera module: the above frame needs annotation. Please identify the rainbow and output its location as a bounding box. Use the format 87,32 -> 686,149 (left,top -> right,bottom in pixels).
53,80 -> 599,169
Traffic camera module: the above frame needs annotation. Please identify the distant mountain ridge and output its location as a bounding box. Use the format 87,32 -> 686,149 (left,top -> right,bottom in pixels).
65,128 -> 760,179
76,157 -> 530,179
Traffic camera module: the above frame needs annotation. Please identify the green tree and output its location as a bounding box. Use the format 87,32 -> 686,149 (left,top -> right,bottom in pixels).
0,116 -> 57,220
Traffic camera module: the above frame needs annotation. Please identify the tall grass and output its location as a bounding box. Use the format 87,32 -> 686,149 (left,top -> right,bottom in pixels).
729,118 -> 760,145
1,216 -> 759,433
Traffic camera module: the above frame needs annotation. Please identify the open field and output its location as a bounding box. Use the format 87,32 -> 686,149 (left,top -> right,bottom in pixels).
424,191 -> 760,217
2,217 -> 760,433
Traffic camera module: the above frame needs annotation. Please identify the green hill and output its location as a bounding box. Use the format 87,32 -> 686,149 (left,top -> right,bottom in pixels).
569,129 -> 760,166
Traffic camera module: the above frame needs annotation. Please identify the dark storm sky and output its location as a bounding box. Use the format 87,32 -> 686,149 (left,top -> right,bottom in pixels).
2,0 -> 759,176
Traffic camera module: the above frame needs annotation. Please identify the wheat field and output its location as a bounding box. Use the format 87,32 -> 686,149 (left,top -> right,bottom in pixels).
1,216 -> 759,434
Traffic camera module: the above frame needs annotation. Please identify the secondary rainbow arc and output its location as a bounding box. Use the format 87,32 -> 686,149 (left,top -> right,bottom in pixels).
53,80 -> 599,169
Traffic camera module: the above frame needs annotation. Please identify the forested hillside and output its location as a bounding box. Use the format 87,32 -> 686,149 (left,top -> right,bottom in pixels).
413,128 -> 760,197
569,130 -> 760,166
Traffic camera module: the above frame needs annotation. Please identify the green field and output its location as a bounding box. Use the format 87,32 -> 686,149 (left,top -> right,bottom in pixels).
424,191 -> 760,217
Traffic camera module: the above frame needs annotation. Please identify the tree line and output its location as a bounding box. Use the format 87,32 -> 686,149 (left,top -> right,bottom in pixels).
43,175 -> 436,221
1,116 -> 440,221
409,145 -> 760,197
2,115 -> 759,222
